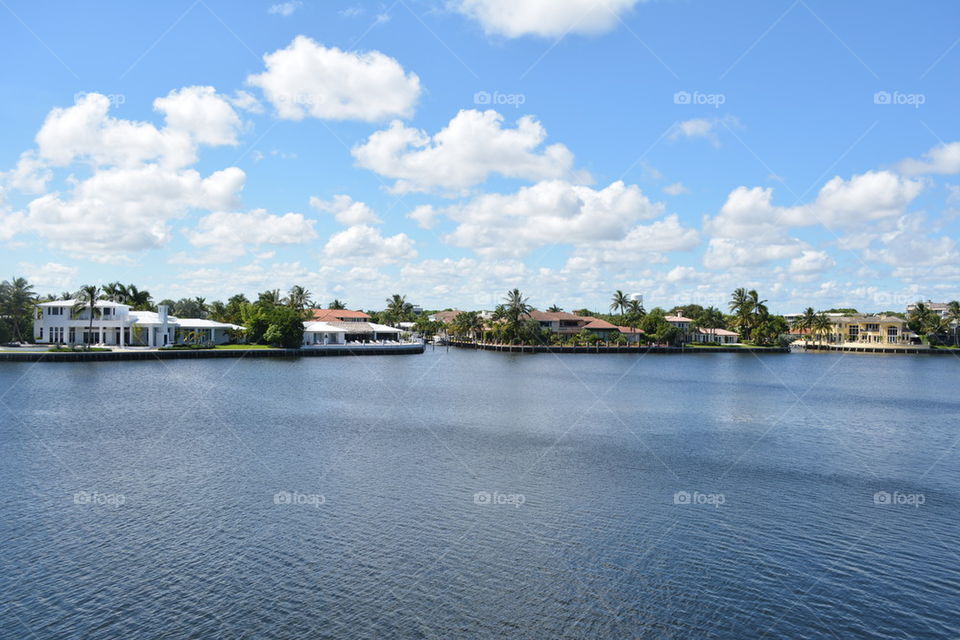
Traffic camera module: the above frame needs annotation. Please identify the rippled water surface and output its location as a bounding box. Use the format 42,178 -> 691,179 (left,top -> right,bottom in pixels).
1,349 -> 959,639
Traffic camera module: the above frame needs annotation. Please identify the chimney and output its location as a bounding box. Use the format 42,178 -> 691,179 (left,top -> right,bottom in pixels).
158,305 -> 169,323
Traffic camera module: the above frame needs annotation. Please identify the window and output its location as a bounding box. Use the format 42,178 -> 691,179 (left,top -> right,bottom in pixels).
864,324 -> 879,332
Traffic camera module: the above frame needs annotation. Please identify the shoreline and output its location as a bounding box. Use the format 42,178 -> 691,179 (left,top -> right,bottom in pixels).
0,343 -> 425,362
447,341 -> 789,354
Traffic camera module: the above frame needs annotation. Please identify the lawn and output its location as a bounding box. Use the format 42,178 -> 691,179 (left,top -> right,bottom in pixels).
214,344 -> 279,350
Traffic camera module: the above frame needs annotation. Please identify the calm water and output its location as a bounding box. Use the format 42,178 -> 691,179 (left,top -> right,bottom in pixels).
1,349 -> 959,639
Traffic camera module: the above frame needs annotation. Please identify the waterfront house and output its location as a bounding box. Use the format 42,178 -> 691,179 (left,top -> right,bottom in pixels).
312,309 -> 372,323
34,301 -> 242,347
691,327 -> 740,344
302,321 -> 347,346
823,315 -> 914,347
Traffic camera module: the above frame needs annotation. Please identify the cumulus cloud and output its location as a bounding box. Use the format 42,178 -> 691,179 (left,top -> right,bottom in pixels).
898,141 -> 960,175
419,179 -> 677,258
703,238 -> 805,270
247,36 -> 421,121
268,1 -> 301,17
18,262 -> 78,290
451,0 -> 642,38
310,194 -> 382,225
182,209 -> 318,263
323,225 -> 417,265
352,109 -> 586,195
669,116 -> 738,147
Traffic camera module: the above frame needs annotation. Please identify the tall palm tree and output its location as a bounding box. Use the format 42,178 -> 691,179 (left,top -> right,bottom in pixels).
812,312 -> 832,347
258,290 -> 282,307
729,288 -> 751,339
946,300 -> 960,346
286,285 -> 312,311
908,302 -> 935,340
73,285 -> 101,345
610,290 -> 629,316
0,277 -> 37,343
626,299 -> 645,317
547,304 -> 563,313
697,306 -> 726,342
328,299 -> 346,310
125,285 -> 153,310
385,294 -> 413,325
793,307 -> 817,343
102,282 -> 128,303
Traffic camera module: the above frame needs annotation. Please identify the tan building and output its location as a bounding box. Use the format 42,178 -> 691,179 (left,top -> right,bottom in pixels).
824,315 -> 913,346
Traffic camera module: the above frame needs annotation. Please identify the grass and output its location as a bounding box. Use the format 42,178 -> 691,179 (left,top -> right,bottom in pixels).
214,344 -> 278,350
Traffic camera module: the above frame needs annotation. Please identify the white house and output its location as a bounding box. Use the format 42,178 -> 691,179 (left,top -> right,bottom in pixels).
302,321 -> 347,346
691,327 -> 740,344
34,301 -> 242,347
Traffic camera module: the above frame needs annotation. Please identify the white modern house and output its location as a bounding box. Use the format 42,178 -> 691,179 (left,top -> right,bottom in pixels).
302,321 -> 347,346
34,301 -> 242,348
691,327 -> 740,344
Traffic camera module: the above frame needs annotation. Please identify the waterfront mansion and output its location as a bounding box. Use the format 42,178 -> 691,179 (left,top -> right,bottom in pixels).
34,300 -> 242,347
824,315 -> 915,347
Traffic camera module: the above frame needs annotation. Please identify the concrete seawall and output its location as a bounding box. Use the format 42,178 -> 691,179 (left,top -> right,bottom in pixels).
0,343 -> 425,362
448,342 -> 789,355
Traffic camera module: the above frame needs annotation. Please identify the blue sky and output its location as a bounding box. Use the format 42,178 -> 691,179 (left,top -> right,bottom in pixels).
1,0 -> 958,313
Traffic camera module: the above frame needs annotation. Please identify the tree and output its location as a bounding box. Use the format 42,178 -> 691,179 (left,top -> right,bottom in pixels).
286,285 -> 312,312
947,301 -> 960,346
813,313 -> 832,347
258,289 -> 282,308
126,285 -> 154,311
0,277 -> 37,343
729,288 -> 767,341
384,294 -> 414,325
261,306 -> 304,348
908,302 -> 935,340
73,285 -> 101,345
328,299 -> 346,310
696,306 -> 726,342
793,307 -> 817,344
547,304 -> 563,312
610,290 -> 629,316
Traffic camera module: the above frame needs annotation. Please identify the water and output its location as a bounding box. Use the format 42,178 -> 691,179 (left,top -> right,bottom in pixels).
1,350 -> 959,639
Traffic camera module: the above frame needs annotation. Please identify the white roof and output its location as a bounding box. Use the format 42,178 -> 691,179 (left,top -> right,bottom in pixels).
38,299 -> 129,309
696,327 -> 738,336
303,321 -> 346,333
369,322 -> 402,333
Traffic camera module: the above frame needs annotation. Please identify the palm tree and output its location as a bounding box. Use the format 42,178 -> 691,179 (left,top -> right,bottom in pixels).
908,302 -> 935,341
729,288 -> 751,339
328,299 -> 346,310
946,300 -> 960,346
0,277 -> 37,343
102,282 -> 128,303
73,285 -> 101,345
793,307 -> 817,344
547,304 -> 563,313
501,289 -> 533,343
286,285 -> 312,312
697,306 -> 726,342
812,312 -> 832,347
385,294 -> 414,325
610,290 -> 629,316
126,285 -> 153,310
626,299 -> 645,317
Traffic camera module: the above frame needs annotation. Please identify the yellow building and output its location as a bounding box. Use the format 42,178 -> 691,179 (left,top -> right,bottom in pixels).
825,315 -> 913,346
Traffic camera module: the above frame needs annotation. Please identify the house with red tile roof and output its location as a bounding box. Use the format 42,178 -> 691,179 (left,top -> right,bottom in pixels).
312,309 -> 371,323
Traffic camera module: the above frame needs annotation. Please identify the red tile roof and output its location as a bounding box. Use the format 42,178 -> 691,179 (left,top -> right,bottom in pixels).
312,309 -> 371,321
581,317 -> 618,330
616,325 -> 644,334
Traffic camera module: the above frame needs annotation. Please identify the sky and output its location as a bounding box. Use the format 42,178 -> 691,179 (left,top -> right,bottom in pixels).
1,0 -> 959,314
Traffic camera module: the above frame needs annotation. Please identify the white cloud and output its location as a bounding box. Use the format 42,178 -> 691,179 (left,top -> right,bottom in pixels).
898,141 -> 960,175
2,151 -> 51,193
786,171 -> 925,227
663,181 -> 688,196
22,165 -> 245,261
788,250 -> 836,276
323,225 -> 417,265
154,86 -> 242,146
247,36 -> 421,122
268,1 -> 301,17
452,0 -> 642,38
352,109 -> 585,195
310,194 -> 382,225
182,209 -> 318,263
427,179 -> 674,258
669,116 -> 738,147
18,262 -> 78,290
703,238 -> 805,270
34,88 -> 240,170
